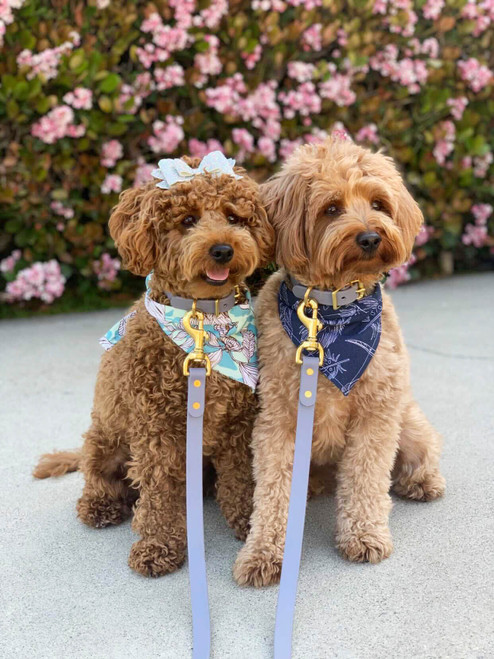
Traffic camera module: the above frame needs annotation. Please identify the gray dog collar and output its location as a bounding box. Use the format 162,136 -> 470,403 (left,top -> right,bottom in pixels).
164,290 -> 237,315
289,275 -> 367,310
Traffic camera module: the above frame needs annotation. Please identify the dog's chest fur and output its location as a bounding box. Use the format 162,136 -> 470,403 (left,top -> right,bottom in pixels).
256,272 -> 408,465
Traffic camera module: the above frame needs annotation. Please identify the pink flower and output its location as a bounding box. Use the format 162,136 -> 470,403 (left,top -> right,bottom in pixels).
93,253 -> 121,290
0,249 -> 21,273
287,61 -> 315,82
447,96 -> 468,121
232,128 -> 255,152
422,0 -> 444,20
154,64 -> 185,91
101,140 -> 124,168
101,174 -> 123,194
462,224 -> 488,248
63,87 -> 93,110
241,45 -> 262,70
458,58 -> 493,92
258,136 -> 277,162
148,116 -> 184,154
279,82 -> 321,118
473,152 -> 493,178
471,203 -> 493,225
31,105 -> 85,144
188,138 -> 224,158
355,124 -> 379,145
133,159 -> 155,187
386,255 -> 416,289
415,224 -> 434,246
4,260 -> 66,304
50,200 -> 74,219
16,36 -> 76,81
301,24 -> 322,52
432,121 -> 455,166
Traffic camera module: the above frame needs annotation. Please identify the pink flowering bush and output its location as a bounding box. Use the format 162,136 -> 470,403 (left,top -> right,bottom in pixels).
3,260 -> 66,303
0,0 -> 493,308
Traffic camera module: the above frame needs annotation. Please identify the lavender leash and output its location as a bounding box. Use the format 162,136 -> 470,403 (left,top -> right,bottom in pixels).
274,354 -> 320,659
186,367 -> 211,659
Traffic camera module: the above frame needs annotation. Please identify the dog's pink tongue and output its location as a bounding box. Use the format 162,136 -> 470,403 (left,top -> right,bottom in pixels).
206,267 -> 229,281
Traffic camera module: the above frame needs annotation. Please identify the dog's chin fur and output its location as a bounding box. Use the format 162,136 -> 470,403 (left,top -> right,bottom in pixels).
233,138 -> 445,587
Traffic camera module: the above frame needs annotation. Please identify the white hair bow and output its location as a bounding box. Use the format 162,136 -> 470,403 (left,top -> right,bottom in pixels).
151,150 -> 242,189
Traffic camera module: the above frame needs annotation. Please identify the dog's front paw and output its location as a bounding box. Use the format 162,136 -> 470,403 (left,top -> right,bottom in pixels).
233,544 -> 282,587
337,525 -> 393,564
77,495 -> 131,529
393,469 -> 445,502
129,538 -> 185,577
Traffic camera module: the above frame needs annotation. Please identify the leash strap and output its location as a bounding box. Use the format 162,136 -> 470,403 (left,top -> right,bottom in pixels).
186,367 -> 211,659
274,354 -> 320,659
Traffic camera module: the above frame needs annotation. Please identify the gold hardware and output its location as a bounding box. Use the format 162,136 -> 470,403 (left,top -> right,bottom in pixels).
306,368 -> 314,376
295,287 -> 324,366
214,298 -> 220,316
234,285 -> 243,305
331,280 -> 365,310
182,302 -> 212,376
193,379 -> 201,388
192,402 -> 201,410
304,390 -> 312,399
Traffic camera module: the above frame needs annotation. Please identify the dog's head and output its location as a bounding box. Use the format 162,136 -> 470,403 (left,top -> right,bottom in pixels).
261,138 -> 423,288
109,157 -> 274,298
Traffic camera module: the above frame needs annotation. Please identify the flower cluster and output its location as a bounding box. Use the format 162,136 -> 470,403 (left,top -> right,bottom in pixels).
93,253 -> 121,290
31,105 -> 85,144
1,0 -> 493,306
3,260 -> 66,303
462,203 -> 492,248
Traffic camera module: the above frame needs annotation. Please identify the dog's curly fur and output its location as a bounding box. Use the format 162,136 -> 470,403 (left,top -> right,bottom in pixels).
234,138 -> 445,587
34,159 -> 274,577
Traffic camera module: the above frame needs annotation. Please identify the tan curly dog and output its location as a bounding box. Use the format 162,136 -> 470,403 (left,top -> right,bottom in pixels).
34,159 -> 274,577
234,137 -> 445,587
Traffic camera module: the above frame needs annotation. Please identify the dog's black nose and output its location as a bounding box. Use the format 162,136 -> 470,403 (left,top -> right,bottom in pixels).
356,231 -> 382,254
209,243 -> 234,264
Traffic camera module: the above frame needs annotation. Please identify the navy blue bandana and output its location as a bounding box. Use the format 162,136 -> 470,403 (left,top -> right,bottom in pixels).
278,281 -> 383,396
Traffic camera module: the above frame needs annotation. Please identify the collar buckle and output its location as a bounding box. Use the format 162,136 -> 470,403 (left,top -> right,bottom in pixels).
331,280 -> 365,310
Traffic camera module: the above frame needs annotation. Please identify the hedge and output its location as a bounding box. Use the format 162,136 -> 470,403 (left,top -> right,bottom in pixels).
0,0 -> 493,309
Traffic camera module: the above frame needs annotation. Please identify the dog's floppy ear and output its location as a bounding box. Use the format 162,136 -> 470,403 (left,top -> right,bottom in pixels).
394,183 -> 424,258
260,172 -> 309,272
109,185 -> 158,276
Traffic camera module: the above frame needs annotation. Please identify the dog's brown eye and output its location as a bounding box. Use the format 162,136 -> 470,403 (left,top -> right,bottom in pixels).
182,215 -> 198,227
326,204 -> 343,217
372,200 -> 384,212
227,214 -> 241,224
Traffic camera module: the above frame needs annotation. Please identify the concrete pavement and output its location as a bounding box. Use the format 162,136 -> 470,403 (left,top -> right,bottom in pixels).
1,273 -> 493,658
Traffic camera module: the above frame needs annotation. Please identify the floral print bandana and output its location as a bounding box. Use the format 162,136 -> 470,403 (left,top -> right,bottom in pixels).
100,277 -> 259,392
278,281 -> 383,396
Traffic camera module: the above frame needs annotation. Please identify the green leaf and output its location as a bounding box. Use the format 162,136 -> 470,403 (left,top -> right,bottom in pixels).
99,73 -> 121,94
5,218 -> 22,233
98,96 -> 113,113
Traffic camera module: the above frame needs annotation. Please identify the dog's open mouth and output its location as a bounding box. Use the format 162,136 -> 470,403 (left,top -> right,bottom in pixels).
203,267 -> 230,286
